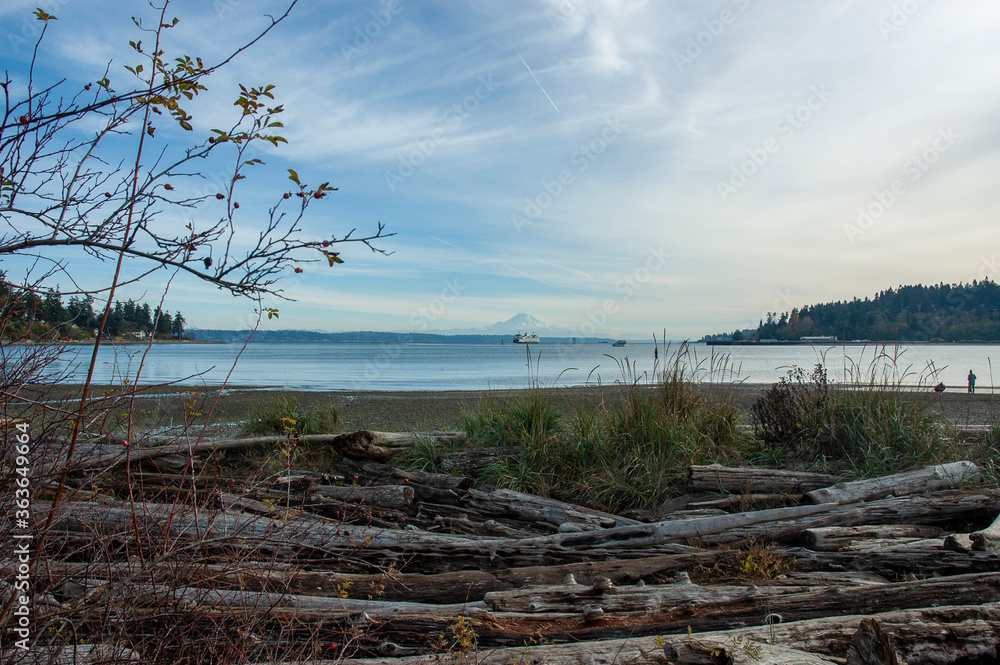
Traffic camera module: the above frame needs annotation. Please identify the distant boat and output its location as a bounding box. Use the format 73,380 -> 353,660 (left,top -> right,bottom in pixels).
612,340 -> 627,347
513,332 -> 540,344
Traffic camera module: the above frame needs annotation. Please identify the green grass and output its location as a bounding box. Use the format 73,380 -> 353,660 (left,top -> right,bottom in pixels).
750,360 -> 957,478
240,394 -> 340,436
462,344 -> 755,513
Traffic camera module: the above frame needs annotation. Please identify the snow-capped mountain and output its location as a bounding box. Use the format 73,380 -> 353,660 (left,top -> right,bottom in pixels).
482,313 -> 557,334
431,313 -> 588,337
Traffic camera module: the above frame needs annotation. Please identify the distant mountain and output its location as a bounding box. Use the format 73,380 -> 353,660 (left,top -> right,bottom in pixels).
435,313 -> 592,337
484,313 -> 552,334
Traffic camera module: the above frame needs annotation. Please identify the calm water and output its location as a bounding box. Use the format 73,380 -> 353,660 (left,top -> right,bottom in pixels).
40,341 -> 1000,392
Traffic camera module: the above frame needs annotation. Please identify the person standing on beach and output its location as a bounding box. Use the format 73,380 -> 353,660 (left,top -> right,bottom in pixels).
968,370 -> 977,393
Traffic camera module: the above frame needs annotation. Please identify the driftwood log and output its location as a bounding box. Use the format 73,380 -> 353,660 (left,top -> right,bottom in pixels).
465,488 -> 641,529
804,461 -> 979,504
663,639 -> 838,665
319,604 -> 1000,665
58,430 -> 468,471
687,464 -> 838,494
800,525 -> 943,551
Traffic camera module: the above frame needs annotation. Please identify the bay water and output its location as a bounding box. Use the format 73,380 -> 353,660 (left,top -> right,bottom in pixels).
41,341 -> 1000,392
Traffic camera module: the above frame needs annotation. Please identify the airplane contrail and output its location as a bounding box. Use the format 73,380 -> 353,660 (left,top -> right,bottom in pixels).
512,42 -> 560,112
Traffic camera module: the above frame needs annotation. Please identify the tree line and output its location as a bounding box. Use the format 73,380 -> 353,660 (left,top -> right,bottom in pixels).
0,276 -> 187,341
731,279 -> 1000,342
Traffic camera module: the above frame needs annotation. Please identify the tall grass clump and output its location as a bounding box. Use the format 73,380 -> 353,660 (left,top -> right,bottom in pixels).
591,345 -> 753,510
241,394 -> 340,436
469,343 -> 754,514
460,390 -> 562,447
751,353 -> 955,477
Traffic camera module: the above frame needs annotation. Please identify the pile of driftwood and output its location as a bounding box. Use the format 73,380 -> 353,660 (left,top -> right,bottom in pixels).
13,430 -> 1000,664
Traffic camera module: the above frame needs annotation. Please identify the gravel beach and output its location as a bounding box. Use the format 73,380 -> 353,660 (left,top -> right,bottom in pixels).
30,382 -> 998,434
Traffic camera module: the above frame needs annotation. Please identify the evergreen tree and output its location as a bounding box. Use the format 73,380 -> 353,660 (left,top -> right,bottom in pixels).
171,311 -> 185,339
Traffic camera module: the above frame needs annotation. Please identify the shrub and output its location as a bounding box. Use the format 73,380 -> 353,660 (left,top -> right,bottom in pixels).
750,363 -> 954,476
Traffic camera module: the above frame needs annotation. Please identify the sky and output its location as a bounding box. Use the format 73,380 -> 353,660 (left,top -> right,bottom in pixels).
3,0 -> 1000,338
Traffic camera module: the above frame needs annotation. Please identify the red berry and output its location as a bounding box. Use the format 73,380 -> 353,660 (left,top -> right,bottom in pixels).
313,191 -> 323,199
215,193 -> 224,200
233,202 -> 239,209
283,193 -> 291,199
121,440 -> 129,447
294,267 -> 303,274
322,241 -> 331,247
85,84 -> 91,91
19,115 -> 28,124
208,137 -> 216,144
297,192 -> 305,198
164,183 -> 174,190
104,192 -> 112,198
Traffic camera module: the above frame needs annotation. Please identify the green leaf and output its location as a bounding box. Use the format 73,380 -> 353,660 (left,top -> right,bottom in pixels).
34,8 -> 56,22
287,169 -> 300,185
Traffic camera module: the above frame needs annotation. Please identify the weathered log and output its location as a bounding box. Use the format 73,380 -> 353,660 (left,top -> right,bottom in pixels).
2,644 -> 140,664
337,457 -> 471,490
804,461 -> 980,505
309,484 -> 415,508
327,430 -> 468,462
701,489 -> 1000,546
663,638 -> 837,665
6,553 -> 721,605
687,493 -> 801,511
687,464 -> 838,494
786,546 -> 1000,578
74,580 -> 488,622
324,604 -> 1000,665
484,577 -> 823,614
945,532 -> 974,552
66,430 -> 469,470
471,573 -> 1000,645
970,511 -> 1000,551
846,618 -> 901,665
801,525 -> 943,551
465,488 -> 640,529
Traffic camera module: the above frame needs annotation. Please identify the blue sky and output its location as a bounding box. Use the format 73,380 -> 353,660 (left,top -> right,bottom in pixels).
4,0 -> 1000,338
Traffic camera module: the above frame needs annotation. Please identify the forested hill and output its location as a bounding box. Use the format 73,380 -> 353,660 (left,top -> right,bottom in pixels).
737,280 -> 1000,343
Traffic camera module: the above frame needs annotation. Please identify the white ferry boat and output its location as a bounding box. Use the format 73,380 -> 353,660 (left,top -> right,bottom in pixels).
513,332 -> 540,344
